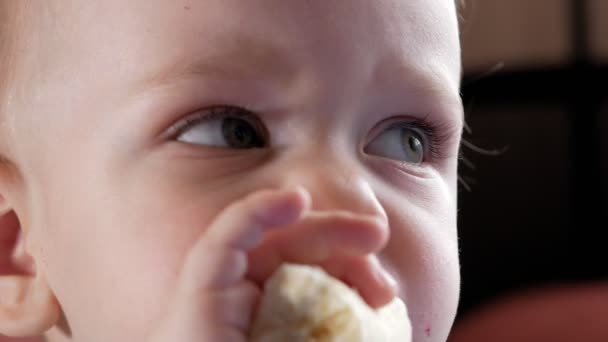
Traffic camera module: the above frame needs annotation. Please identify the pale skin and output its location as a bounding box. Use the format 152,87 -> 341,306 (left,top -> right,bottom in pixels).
0,0 -> 463,341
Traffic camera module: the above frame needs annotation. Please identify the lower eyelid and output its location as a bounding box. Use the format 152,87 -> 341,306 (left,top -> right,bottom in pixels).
364,153 -> 438,181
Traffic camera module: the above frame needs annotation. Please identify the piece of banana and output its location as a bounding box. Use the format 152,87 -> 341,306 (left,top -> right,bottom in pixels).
249,263 -> 412,342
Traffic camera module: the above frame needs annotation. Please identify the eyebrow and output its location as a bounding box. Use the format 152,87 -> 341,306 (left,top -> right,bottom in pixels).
133,32 -> 464,124
137,33 -> 296,92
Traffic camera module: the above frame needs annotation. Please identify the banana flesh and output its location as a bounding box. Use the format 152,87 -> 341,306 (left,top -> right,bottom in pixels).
249,263 -> 412,342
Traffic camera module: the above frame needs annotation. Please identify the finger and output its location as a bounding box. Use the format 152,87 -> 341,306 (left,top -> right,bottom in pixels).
205,186 -> 311,250
153,280 -> 258,342
180,187 -> 311,291
199,281 -> 261,332
247,210 -> 388,283
321,254 -> 398,309
152,188 -> 310,342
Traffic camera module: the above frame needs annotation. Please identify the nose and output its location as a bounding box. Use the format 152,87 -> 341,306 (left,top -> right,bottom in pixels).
248,153 -> 397,307
279,154 -> 387,223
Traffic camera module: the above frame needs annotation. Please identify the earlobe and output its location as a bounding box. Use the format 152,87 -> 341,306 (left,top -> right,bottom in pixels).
0,205 -> 61,337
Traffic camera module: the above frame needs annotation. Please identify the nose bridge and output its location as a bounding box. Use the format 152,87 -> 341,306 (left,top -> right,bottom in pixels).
281,153 -> 386,220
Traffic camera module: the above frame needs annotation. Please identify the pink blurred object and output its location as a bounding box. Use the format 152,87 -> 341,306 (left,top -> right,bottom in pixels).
449,283 -> 608,342
0,338 -> 42,342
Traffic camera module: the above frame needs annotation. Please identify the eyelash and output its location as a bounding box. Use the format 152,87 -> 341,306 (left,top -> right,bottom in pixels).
168,106 -> 453,163
167,105 -> 266,140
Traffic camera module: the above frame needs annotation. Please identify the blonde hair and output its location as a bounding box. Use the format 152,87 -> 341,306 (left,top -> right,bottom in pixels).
0,2 -> 28,100
0,2 -> 15,111
0,3 -> 13,167
457,0 -> 467,26
0,2 -> 29,171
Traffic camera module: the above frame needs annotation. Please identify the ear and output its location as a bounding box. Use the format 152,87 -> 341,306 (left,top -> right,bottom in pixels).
0,180 -> 60,337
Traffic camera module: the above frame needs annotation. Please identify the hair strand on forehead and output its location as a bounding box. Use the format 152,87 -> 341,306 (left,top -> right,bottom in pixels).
0,1 -> 24,172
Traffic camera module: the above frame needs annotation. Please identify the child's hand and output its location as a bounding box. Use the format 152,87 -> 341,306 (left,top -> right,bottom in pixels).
145,187 -> 395,342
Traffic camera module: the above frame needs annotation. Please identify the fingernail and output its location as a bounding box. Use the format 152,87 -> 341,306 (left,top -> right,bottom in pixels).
292,185 -> 311,210
257,187 -> 309,226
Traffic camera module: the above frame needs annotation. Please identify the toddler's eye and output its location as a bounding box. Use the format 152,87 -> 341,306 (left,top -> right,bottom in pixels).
364,123 -> 428,165
173,106 -> 268,149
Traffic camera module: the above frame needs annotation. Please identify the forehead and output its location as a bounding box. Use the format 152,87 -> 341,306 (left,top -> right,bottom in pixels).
42,0 -> 460,85
20,0 -> 463,145
61,0 -> 458,41
18,0 -> 462,147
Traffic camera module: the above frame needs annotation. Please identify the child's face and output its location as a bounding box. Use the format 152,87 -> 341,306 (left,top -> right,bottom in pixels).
6,0 -> 462,341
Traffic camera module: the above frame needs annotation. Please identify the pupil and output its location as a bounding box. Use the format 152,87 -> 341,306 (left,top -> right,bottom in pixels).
222,118 -> 263,148
408,135 -> 421,152
402,129 -> 424,164
234,123 -> 248,142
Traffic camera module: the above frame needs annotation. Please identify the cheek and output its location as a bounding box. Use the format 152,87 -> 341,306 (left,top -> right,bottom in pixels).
382,201 -> 459,342
386,232 -> 460,342
34,170 -> 239,340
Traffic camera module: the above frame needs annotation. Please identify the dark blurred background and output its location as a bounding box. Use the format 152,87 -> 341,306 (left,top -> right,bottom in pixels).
454,0 -> 608,331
